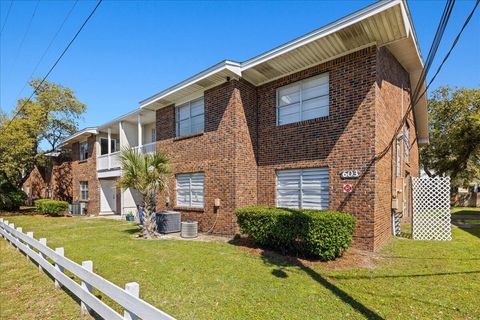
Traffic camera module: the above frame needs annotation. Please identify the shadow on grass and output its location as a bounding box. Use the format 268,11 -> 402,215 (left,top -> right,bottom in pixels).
330,270 -> 480,280
261,251 -> 385,320
123,226 -> 142,235
229,238 -> 385,319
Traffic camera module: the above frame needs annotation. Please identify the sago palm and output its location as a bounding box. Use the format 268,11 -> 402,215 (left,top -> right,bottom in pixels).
118,148 -> 170,238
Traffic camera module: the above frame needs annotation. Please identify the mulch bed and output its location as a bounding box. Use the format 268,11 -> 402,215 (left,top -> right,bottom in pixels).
231,237 -> 382,270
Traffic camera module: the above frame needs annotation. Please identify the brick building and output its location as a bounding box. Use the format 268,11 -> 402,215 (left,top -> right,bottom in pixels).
33,0 -> 428,250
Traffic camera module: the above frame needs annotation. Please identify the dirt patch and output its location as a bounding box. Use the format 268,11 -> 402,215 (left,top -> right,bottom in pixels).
231,237 -> 382,270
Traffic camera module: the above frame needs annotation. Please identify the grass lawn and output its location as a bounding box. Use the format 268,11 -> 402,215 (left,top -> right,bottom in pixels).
0,234 -> 80,319
1,215 -> 479,320
451,207 -> 480,215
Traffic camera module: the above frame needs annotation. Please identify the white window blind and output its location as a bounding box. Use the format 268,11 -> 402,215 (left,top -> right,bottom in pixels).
80,181 -> 88,200
176,97 -> 204,137
276,168 -> 329,209
176,173 -> 205,208
277,74 -> 329,125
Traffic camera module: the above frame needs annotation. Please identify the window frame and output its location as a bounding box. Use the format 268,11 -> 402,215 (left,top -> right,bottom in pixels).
79,141 -> 89,160
404,123 -> 410,164
396,135 -> 402,177
175,172 -> 205,208
151,128 -> 156,143
175,97 -> 205,137
79,181 -> 89,201
99,138 -> 117,155
275,168 -> 329,210
276,73 -> 329,126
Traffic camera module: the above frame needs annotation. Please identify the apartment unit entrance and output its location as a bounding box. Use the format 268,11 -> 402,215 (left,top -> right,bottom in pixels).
100,179 -> 118,215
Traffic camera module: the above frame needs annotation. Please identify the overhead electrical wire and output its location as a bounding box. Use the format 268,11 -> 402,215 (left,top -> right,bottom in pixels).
6,0 -> 41,80
1,0 -> 103,131
373,0 -> 457,163
12,0 -> 79,105
0,0 -> 14,36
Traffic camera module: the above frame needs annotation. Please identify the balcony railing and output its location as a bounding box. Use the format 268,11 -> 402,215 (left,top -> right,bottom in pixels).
132,142 -> 156,154
97,151 -> 121,171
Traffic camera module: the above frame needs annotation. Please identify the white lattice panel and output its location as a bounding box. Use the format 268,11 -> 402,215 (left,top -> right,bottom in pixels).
412,177 -> 451,241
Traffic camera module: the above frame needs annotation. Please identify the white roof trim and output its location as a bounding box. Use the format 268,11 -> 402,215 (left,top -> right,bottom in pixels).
60,127 -> 98,146
139,60 -> 241,108
241,0 -> 409,69
139,0 -> 424,110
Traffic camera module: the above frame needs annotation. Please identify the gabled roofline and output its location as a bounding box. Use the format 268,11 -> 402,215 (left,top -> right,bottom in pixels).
139,60 -> 241,108
241,0 -> 420,69
60,127 -> 98,146
139,0 -> 424,110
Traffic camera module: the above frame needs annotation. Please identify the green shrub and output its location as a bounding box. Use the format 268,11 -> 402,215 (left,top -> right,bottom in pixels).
235,206 -> 356,260
0,175 -> 26,211
35,199 -> 69,215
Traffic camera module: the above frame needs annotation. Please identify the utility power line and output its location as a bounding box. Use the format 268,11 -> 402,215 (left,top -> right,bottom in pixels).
12,0 -> 79,105
0,0 -> 14,36
1,0 -> 103,131
6,0 -> 40,80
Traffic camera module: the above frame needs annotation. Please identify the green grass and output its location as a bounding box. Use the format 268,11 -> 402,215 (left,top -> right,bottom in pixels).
0,235 -> 80,319
1,215 -> 479,320
451,207 -> 480,215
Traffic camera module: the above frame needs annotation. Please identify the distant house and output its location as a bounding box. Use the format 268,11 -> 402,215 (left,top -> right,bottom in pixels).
22,153 -> 73,206
26,0 -> 428,250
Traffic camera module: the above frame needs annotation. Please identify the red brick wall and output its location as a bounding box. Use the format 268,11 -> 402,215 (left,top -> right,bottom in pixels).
374,47 -> 419,249
51,161 -> 72,202
155,79 -> 258,234
256,46 -> 378,250
153,45 -> 422,251
68,135 -> 99,214
23,166 -> 47,204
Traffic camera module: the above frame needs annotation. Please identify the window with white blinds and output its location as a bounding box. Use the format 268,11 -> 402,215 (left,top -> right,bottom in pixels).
176,97 -> 204,137
277,73 -> 329,125
404,123 -> 410,163
176,172 -> 205,208
276,168 -> 329,209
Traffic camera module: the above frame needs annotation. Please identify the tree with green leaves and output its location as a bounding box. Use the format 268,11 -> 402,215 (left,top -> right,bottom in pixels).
0,79 -> 86,187
118,148 -> 170,238
421,86 -> 480,187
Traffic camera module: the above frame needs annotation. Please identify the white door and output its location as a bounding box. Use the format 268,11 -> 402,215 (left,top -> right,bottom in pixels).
100,180 -> 116,214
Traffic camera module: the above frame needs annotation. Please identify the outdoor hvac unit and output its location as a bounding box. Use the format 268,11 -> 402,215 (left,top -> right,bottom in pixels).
156,211 -> 181,234
69,202 -> 85,215
181,221 -> 198,238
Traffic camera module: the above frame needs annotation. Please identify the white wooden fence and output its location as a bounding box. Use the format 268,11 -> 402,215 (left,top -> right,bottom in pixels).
0,218 -> 176,320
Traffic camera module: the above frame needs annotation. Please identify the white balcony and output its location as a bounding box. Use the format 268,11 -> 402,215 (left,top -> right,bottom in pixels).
97,151 -> 121,171
132,141 -> 156,154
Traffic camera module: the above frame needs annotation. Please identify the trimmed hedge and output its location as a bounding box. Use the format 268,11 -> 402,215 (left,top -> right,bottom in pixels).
235,206 -> 356,261
35,199 -> 69,215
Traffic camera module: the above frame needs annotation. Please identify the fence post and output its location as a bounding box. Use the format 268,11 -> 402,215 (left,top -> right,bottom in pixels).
81,260 -> 93,316
54,247 -> 64,289
124,282 -> 139,320
39,238 -> 47,272
15,227 -> 22,251
26,232 -> 34,260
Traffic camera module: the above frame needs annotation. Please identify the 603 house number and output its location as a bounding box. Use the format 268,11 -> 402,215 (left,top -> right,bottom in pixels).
340,170 -> 360,179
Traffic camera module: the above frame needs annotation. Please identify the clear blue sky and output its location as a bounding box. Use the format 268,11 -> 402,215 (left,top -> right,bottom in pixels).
1,0 -> 479,130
